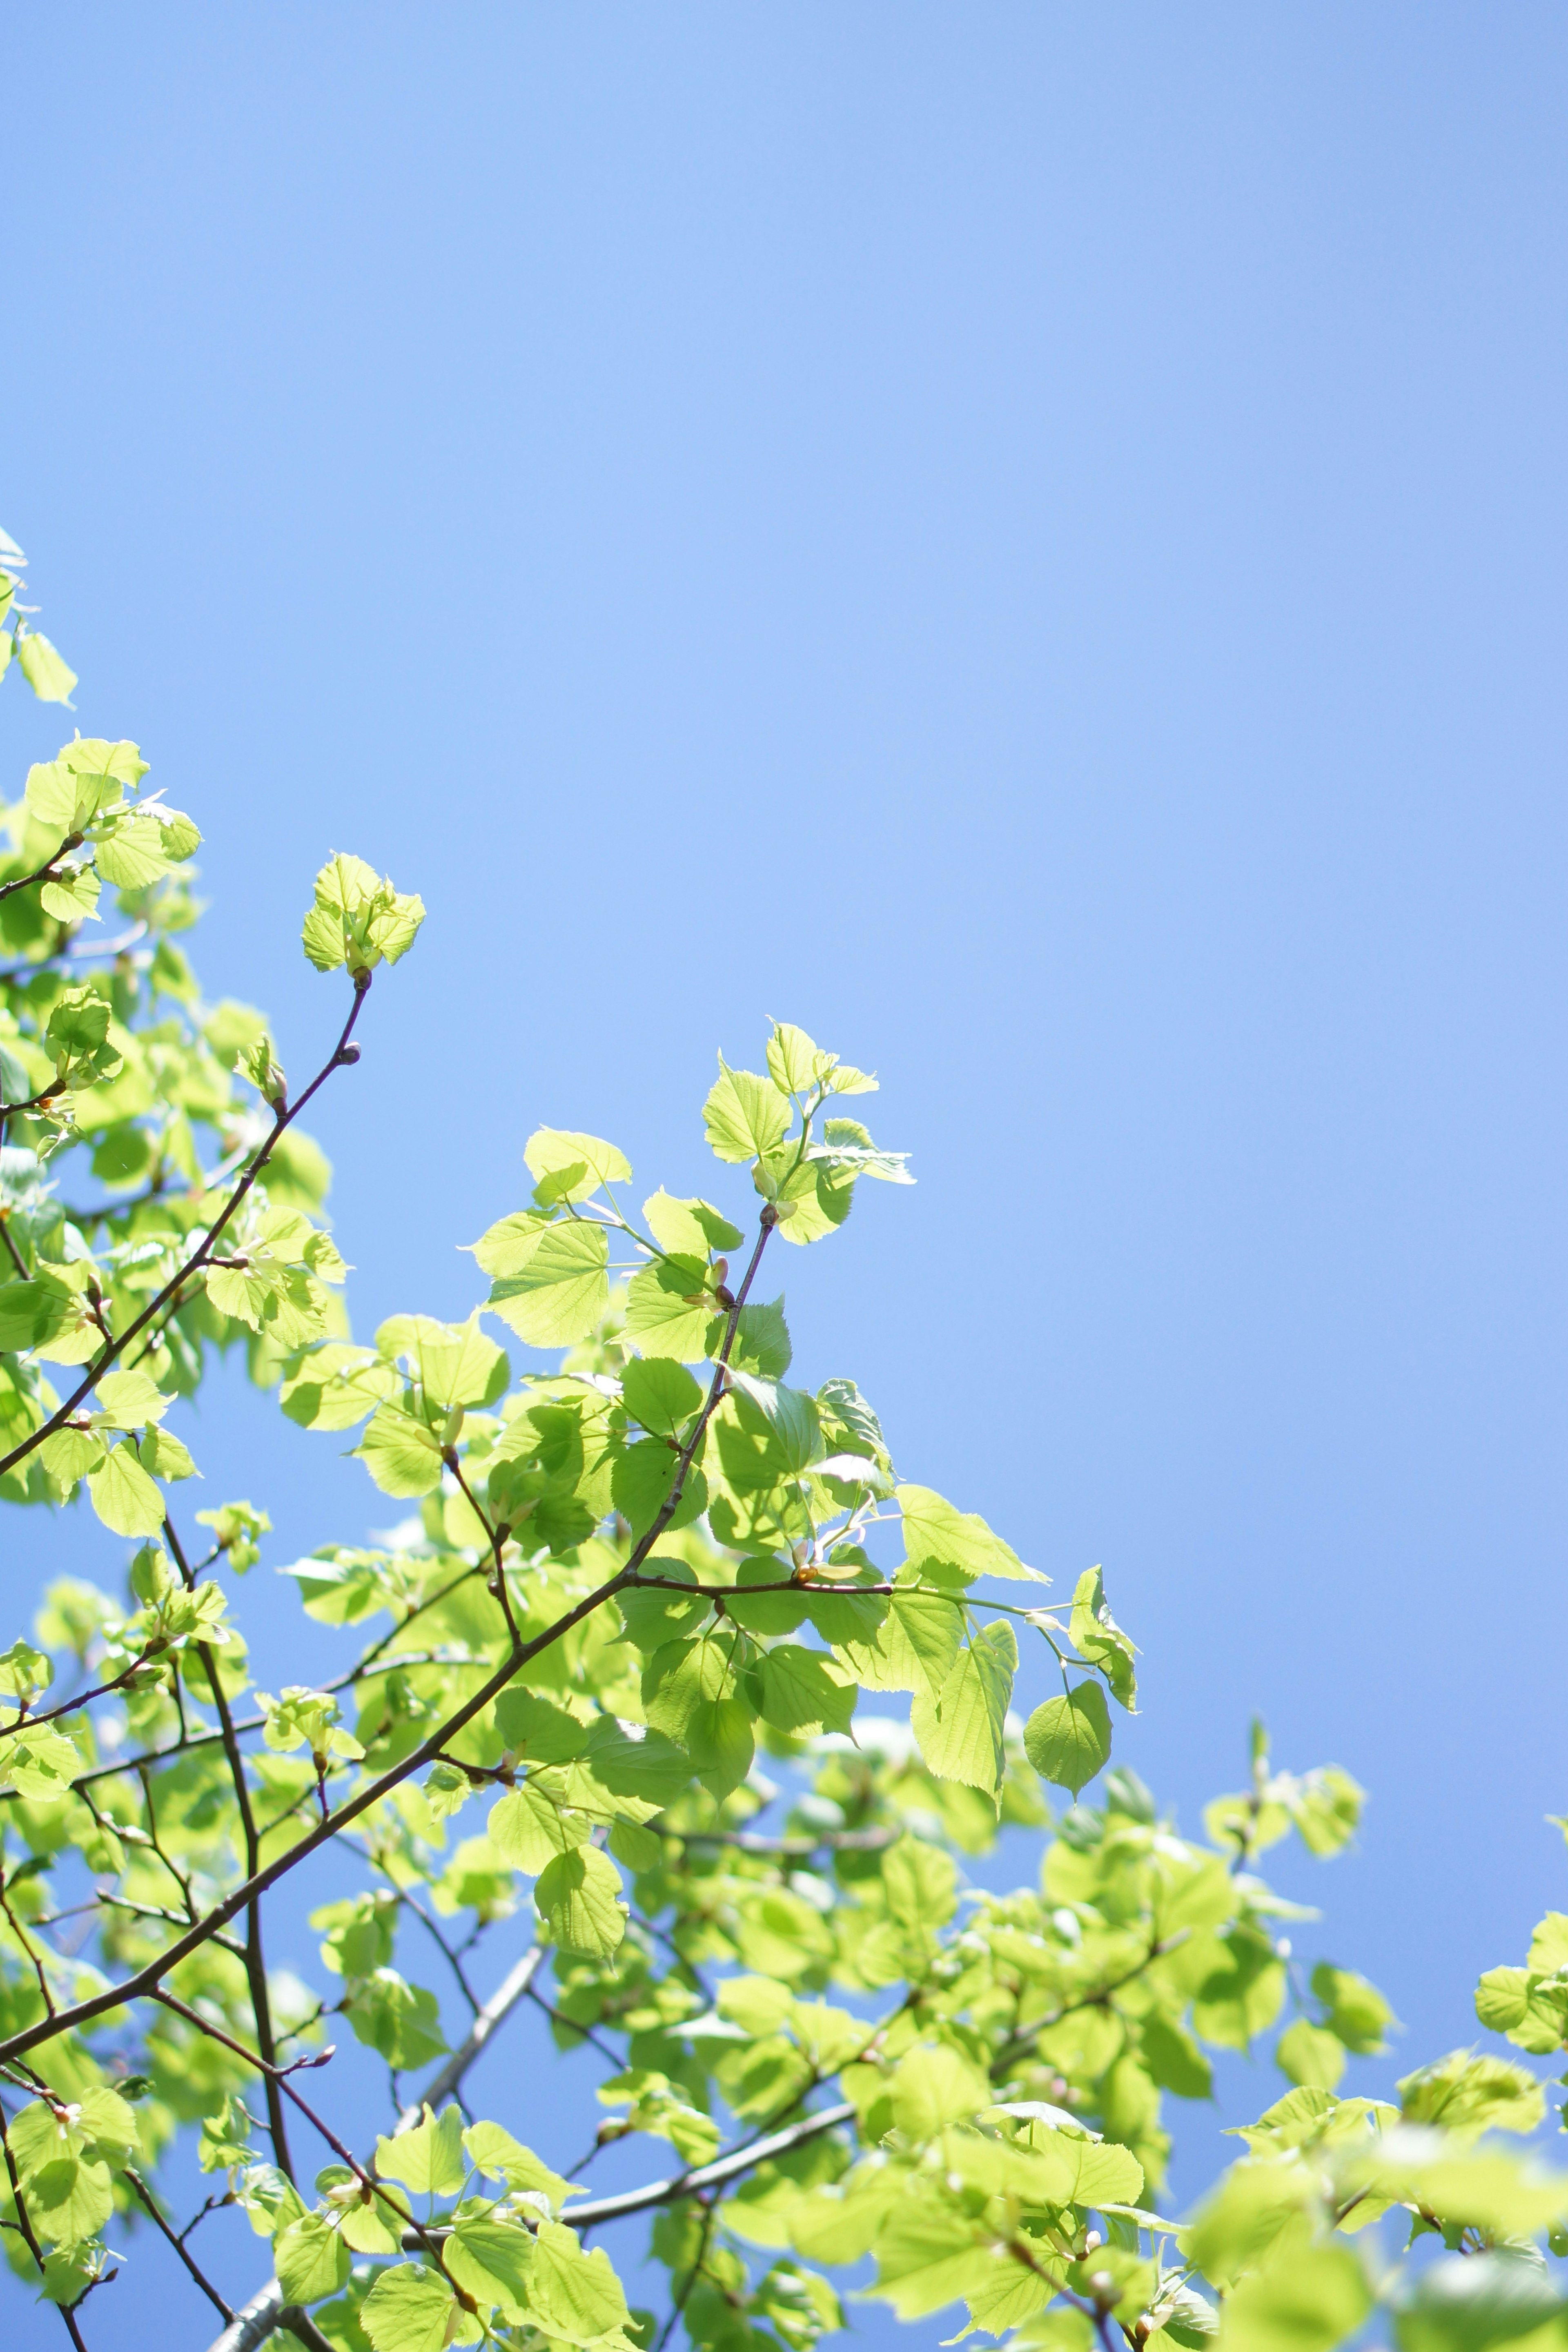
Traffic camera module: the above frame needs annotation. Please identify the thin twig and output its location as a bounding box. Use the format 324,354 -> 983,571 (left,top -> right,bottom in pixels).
166,1513 -> 295,2180
125,2167 -> 233,2321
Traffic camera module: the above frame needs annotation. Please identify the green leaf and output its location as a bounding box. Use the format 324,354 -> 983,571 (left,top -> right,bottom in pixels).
1023,1682 -> 1113,1796
897,1483 -> 1038,1582
888,2044 -> 992,2138
615,1559 -> 711,1651
1398,2051 -> 1544,2137
870,2195 -> 998,2321
489,1783 -> 590,1873
142,1425 -> 198,1482
22,2151 -> 114,2244
0,1274 -> 78,1351
76,2086 -> 138,2166
1529,1912 -> 1568,1974
302,853 -> 425,975
356,1403 -> 445,1497
0,1638 -> 52,1704
621,1357 -> 703,1440
684,1695 -> 757,1796
643,1190 -> 743,1258
374,2103 -> 468,2195
344,1970 -> 448,2069
378,1312 -> 509,1408
765,1022 -> 836,1094
274,2211 -> 352,2306
723,1552 -> 811,1637
1068,1567 -> 1138,1708
525,1128 -> 631,1202
280,1341 -> 401,1431
16,631 -> 77,704
536,1843 -> 627,1956
882,1838 -> 959,1929
1310,1962 -> 1394,2055
464,2120 -> 575,2205
1275,2019 -> 1346,2092
729,1296 -> 793,1377
1219,2244 -> 1371,2352
361,2263 -> 457,2352
911,1621 -> 1018,1796
530,2220 -> 632,2345
0,1722 -> 82,1802
704,1059 -> 792,1163
1474,1966 -> 1568,2056
1394,2252 -> 1564,2352
40,864 -> 101,924
728,1373 -> 821,1476
487,1221 -> 609,1347
758,1644 -> 857,1737
611,1438 -> 707,1538
445,2214 -> 536,2313
580,1717 -> 695,1807
466,1209 -> 552,1278
837,1587 -> 960,1697
493,1689 -> 589,1764
93,1368 -> 171,1428
87,1441 -> 168,1538
1141,2013 -> 1215,2100
622,1255 -> 713,1363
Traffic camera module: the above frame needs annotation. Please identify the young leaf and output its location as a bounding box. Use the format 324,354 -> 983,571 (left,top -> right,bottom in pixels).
486,1222 -> 609,1347
1023,1682 -> 1113,1796
910,1622 -> 1017,1795
703,1059 -> 791,1164
535,1842 -> 627,1956
361,2262 -> 458,2352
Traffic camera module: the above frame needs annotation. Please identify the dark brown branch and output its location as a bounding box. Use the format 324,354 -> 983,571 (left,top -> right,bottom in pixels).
124,2167 -> 233,2321
149,1990 -> 443,2261
0,835 -> 86,910
0,1208 -> 777,2072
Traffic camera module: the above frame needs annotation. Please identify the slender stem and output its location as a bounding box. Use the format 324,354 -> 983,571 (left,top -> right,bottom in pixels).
525,1982 -> 626,2067
165,1514 -> 294,2181
0,1875 -> 56,2020
392,1887 -> 481,2017
149,1989 -> 443,2258
124,2167 -> 233,2321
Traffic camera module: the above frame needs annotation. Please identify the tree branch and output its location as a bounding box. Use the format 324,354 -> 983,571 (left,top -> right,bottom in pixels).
124,2167 -> 233,2322
0,1206 -> 778,2073
203,1944 -> 549,2352
165,1513 -> 294,2181
0,971 -> 374,1484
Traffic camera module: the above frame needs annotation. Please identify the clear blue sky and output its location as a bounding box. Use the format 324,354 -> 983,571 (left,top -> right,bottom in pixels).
4,7 -> 1566,2344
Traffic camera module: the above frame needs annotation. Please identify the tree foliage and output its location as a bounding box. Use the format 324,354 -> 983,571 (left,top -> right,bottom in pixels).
0,530 -> 1564,2352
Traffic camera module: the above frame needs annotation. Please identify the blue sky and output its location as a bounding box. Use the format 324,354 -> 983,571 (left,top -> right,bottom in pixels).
4,7 -> 1567,2343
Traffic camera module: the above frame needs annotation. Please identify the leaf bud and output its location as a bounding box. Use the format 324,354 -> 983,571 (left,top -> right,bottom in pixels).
441,1405 -> 465,1449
